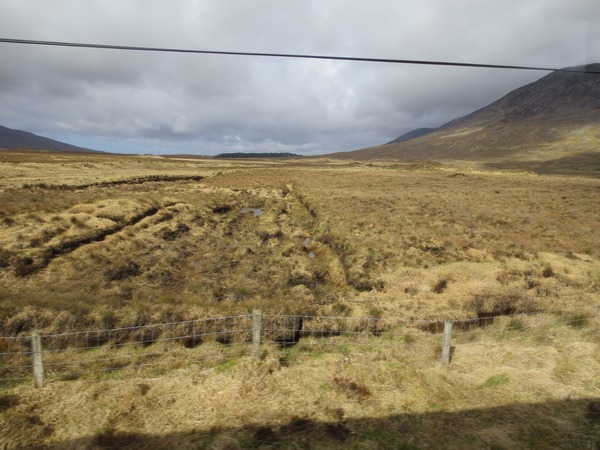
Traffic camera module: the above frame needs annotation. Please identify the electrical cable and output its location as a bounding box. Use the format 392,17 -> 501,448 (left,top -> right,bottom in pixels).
1,37 -> 599,74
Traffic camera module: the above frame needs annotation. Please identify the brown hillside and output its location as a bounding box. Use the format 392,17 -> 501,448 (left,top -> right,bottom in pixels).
333,64 -> 600,173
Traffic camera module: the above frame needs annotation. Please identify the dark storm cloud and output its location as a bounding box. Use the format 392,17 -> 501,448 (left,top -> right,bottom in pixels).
0,0 -> 598,155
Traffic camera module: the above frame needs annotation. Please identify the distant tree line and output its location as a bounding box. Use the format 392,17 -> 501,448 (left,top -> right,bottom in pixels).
215,152 -> 302,159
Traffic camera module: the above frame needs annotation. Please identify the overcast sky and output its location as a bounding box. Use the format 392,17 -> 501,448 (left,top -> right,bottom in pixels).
1,0 -> 599,155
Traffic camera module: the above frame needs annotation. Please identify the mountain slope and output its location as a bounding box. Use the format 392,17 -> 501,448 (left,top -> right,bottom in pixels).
0,125 -> 102,153
386,127 -> 438,144
333,64 -> 600,171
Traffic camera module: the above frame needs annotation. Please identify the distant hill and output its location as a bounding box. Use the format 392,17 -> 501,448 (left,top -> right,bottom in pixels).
0,125 -> 102,153
386,127 -> 438,144
331,63 -> 600,173
215,152 -> 302,159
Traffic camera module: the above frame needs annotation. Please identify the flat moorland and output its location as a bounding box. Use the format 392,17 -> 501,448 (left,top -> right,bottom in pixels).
3,152 -> 598,329
0,150 -> 599,448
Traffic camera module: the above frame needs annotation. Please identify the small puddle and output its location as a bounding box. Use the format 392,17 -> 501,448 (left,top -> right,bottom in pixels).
303,238 -> 316,258
240,208 -> 264,217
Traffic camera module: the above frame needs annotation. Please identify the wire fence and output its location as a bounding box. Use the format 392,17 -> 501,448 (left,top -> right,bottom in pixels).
1,311 -> 598,387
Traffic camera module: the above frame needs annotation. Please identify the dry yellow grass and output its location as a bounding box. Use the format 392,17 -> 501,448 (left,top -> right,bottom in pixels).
1,150 -> 599,448
1,151 -> 599,327
1,312 -> 599,449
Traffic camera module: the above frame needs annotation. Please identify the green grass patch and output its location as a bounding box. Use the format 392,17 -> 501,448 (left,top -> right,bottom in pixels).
562,312 -> 593,329
483,373 -> 510,388
214,359 -> 241,374
354,430 -> 419,449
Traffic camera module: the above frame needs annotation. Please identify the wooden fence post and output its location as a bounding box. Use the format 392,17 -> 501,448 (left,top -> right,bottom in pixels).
441,320 -> 453,368
32,332 -> 44,388
252,310 -> 262,360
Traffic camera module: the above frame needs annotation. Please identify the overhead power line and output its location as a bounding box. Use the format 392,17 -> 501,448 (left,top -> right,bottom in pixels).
1,37 -> 599,74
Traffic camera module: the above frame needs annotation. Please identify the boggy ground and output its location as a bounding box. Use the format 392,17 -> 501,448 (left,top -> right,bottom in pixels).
0,151 -> 598,335
1,150 -> 600,448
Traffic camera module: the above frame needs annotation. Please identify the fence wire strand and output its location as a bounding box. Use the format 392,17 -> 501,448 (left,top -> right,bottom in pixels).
1,312 -> 597,384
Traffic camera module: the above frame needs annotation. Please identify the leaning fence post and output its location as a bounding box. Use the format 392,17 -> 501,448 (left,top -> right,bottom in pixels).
252,309 -> 262,360
31,331 -> 44,388
441,320 -> 453,367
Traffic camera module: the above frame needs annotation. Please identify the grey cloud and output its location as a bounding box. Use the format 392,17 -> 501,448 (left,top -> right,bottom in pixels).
0,0 -> 598,155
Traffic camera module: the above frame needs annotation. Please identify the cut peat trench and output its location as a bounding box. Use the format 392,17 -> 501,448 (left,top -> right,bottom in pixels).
288,185 -> 318,219
288,185 -> 367,291
22,174 -> 205,190
12,202 -> 182,276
